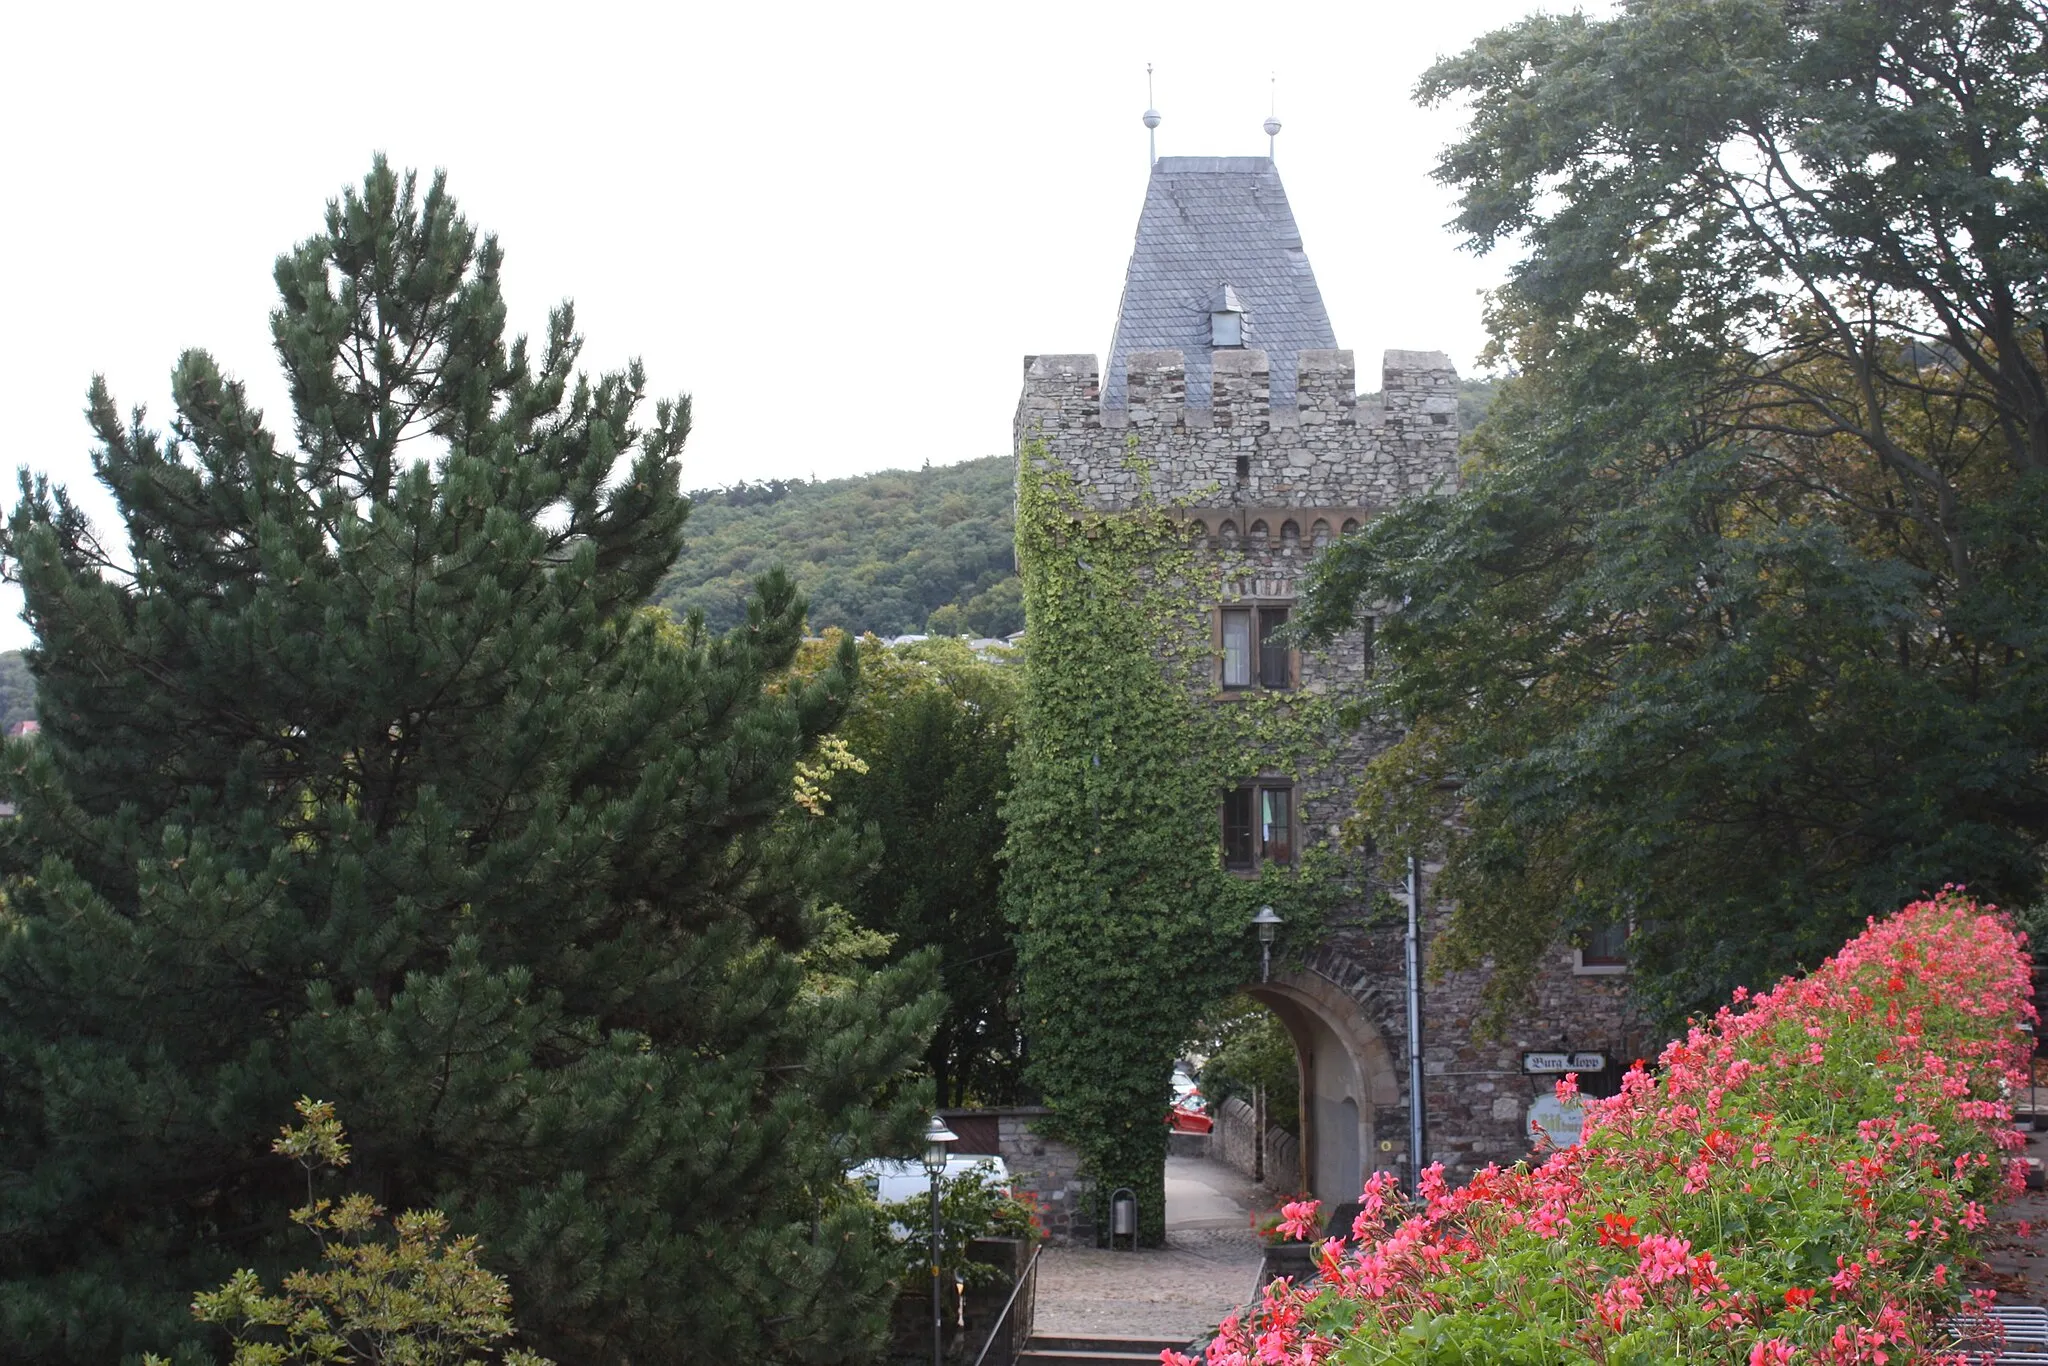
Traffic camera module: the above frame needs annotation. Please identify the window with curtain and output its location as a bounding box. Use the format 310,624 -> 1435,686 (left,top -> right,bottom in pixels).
1223,781 -> 1294,870
1260,786 -> 1292,864
1221,608 -> 1253,688
1219,605 -> 1293,691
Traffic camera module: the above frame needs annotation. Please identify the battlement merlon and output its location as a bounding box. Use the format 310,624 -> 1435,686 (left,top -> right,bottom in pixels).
1379,349 -> 1462,494
1014,354 -> 1102,449
1020,349 -> 1454,427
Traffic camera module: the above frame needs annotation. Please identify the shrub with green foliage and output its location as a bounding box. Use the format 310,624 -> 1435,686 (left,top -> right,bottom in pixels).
148,1099 -> 551,1366
875,1166 -> 1046,1293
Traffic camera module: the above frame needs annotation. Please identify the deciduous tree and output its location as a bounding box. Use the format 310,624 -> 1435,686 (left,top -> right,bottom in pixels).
1301,0 -> 2048,1022
826,637 -> 1025,1108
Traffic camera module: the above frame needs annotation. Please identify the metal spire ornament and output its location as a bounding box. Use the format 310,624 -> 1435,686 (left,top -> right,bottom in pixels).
1143,63 -> 1162,166
1265,73 -> 1282,159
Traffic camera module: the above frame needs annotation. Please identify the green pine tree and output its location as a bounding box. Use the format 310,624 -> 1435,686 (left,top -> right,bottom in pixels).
0,159 -> 939,1365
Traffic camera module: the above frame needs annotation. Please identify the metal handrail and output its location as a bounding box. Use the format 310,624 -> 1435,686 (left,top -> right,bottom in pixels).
970,1242 -> 1044,1366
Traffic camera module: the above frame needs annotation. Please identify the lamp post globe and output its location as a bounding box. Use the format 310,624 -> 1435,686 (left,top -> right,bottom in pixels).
922,1114 -> 957,1175
1251,905 -> 1283,983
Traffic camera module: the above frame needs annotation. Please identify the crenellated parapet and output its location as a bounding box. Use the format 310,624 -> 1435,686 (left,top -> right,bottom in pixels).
1016,346 -> 1460,514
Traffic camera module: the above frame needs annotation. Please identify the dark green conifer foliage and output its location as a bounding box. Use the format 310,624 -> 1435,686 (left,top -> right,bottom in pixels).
0,160 -> 938,1365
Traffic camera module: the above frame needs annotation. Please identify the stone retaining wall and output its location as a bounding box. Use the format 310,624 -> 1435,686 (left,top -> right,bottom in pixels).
941,1106 -> 1093,1245
1214,1095 -> 1301,1195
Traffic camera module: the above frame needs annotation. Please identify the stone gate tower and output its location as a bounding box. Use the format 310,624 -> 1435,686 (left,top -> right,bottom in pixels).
1015,154 -> 1642,1198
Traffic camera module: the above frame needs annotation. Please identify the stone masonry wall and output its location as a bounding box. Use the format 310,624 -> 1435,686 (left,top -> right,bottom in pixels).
1306,925 -> 1650,1183
966,1114 -> 1097,1253
1215,1095 -> 1303,1195
1016,347 -> 1649,1189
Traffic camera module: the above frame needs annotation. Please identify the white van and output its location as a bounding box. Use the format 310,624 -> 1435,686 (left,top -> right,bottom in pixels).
849,1154 -> 1012,1204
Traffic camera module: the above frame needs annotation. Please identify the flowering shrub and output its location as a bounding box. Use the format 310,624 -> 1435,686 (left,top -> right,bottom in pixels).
1171,892 -> 2034,1365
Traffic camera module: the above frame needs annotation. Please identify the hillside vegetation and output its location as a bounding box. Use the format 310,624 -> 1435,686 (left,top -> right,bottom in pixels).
657,456 -> 1021,639
0,652 -> 32,729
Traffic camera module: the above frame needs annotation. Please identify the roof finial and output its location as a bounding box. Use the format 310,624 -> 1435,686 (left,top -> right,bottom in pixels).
1143,63 -> 1162,167
1265,73 -> 1282,160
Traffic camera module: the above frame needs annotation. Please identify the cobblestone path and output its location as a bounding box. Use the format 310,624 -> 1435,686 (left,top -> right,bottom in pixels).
1032,1155 -> 1267,1344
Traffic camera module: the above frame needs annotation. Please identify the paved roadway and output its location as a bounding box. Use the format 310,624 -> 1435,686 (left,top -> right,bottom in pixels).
1031,1155 -> 1267,1344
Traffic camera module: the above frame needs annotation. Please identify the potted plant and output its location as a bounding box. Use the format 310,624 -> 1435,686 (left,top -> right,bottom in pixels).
1251,1196 -> 1319,1287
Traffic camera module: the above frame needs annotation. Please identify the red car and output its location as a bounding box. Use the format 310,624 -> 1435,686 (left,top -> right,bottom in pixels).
1169,1092 -> 1214,1134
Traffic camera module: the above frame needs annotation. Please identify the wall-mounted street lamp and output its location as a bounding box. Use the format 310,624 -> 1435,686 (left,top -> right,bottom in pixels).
1252,905 -> 1282,984
922,1115 -> 958,1366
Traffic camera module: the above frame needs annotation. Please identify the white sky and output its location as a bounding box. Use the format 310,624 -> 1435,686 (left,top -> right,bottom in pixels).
0,0 -> 1564,652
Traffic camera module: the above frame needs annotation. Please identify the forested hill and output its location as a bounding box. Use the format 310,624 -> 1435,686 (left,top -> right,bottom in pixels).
657,455 -> 1022,639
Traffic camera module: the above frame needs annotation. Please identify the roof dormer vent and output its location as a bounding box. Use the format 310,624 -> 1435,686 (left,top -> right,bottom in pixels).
1210,284 -> 1247,349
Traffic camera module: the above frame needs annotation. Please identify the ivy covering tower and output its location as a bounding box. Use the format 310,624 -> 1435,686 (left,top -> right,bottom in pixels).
0,160 -> 938,1365
1009,152 -> 1639,1227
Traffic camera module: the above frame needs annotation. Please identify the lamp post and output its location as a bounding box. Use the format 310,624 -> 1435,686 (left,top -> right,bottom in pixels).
922,1115 -> 957,1366
1250,907 -> 1282,1186
1405,856 -> 1426,1196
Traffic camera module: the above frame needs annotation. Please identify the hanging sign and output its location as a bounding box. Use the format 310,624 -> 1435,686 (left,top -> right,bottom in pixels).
1526,1094 -> 1587,1148
1521,1051 -> 1606,1075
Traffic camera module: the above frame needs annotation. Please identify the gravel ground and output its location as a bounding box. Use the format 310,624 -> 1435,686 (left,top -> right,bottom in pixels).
1032,1156 -> 1268,1342
1981,1119 -> 2048,1302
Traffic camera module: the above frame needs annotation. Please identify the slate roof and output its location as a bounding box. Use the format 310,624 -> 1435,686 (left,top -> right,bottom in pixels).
1103,156 -> 1337,410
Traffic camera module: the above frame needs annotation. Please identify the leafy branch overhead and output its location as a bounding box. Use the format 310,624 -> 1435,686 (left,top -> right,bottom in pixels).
1300,0 -> 2048,1024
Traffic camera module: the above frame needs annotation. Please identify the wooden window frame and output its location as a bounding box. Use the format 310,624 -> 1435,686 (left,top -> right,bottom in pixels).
1223,780 -> 1295,873
1573,920 -> 1630,975
1216,603 -> 1297,693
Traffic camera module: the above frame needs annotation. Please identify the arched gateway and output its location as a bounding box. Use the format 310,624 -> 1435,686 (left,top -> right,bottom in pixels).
1250,970 -> 1399,1201
1016,153 -> 1645,1202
